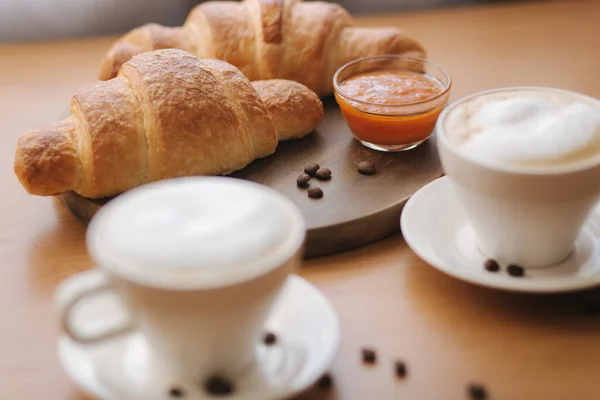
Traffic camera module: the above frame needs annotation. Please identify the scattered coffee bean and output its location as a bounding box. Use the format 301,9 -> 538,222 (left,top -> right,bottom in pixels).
484,259 -> 500,273
316,373 -> 333,389
307,187 -> 323,199
361,348 -> 377,364
169,387 -> 184,398
204,376 -> 234,396
583,301 -> 600,316
357,161 -> 376,175
507,264 -> 525,277
467,383 -> 488,400
263,331 -> 277,345
304,163 -> 320,176
296,173 -> 311,188
315,168 -> 332,181
394,360 -> 407,378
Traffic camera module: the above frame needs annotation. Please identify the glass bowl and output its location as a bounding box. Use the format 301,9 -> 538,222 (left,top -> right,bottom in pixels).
333,55 -> 452,152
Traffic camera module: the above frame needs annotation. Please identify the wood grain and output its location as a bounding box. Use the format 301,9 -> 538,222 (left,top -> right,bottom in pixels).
60,97 -> 443,257
2,1 -> 600,399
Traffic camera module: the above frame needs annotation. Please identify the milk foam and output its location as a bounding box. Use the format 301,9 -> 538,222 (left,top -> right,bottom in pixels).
87,177 -> 304,288
444,89 -> 600,168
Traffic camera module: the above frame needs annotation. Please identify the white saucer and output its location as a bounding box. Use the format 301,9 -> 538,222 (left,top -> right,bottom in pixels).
401,176 -> 600,293
58,275 -> 340,400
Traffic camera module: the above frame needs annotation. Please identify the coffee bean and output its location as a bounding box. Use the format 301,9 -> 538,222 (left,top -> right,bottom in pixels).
394,360 -> 407,378
361,348 -> 377,364
316,373 -> 333,389
507,264 -> 525,277
296,173 -> 311,188
484,259 -> 500,273
304,163 -> 320,176
583,301 -> 600,315
204,376 -> 234,396
467,383 -> 488,399
307,187 -> 323,199
315,168 -> 332,181
263,331 -> 277,345
169,387 -> 184,397
357,161 -> 376,175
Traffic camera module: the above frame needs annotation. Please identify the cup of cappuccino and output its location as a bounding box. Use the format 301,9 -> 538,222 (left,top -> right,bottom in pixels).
55,177 -> 305,381
436,87 -> 600,268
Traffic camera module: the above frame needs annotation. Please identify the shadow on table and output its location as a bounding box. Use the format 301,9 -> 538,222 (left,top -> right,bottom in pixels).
295,386 -> 339,400
404,251 -> 600,330
69,386 -> 339,400
26,197 -> 91,299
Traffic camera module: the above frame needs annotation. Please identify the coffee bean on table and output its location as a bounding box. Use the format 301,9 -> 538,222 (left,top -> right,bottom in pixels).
296,173 -> 311,188
507,264 -> 525,277
304,163 -> 320,176
484,259 -> 500,273
394,360 -> 407,378
169,387 -> 184,397
263,331 -> 277,345
315,168 -> 332,181
357,161 -> 376,175
204,376 -> 234,396
361,348 -> 377,364
316,373 -> 333,389
307,187 -> 323,199
467,383 -> 488,400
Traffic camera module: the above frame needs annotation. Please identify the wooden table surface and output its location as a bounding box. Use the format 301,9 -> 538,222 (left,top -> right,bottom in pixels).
2,1 -> 600,399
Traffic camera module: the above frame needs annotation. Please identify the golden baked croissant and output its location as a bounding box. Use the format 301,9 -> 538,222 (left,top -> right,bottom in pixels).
15,49 -> 323,199
99,0 -> 426,96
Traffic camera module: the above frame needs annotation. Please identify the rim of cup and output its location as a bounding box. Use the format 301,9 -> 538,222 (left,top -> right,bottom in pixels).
86,176 -> 306,291
436,86 -> 600,176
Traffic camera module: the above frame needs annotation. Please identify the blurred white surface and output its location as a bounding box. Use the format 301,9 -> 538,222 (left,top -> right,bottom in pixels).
0,0 -> 194,42
0,0 -> 486,42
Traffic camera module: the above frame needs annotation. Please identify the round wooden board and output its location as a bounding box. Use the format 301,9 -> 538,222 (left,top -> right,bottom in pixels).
60,97 -> 443,258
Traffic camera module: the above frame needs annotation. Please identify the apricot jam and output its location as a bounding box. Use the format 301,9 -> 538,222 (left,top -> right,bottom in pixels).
339,71 -> 442,105
334,59 -> 451,152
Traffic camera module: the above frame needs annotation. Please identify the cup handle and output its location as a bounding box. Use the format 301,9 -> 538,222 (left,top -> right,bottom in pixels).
56,269 -> 136,344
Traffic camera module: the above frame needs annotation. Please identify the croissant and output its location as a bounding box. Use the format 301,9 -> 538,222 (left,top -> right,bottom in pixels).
15,49 -> 324,199
99,0 -> 426,97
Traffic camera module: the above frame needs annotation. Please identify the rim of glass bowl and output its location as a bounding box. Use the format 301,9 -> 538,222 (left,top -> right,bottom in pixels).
332,54 -> 452,109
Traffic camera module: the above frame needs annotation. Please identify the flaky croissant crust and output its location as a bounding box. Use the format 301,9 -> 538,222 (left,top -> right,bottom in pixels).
100,0 -> 426,96
15,49 -> 324,199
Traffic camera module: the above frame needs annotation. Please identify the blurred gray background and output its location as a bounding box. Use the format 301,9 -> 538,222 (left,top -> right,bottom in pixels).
0,0 -> 539,42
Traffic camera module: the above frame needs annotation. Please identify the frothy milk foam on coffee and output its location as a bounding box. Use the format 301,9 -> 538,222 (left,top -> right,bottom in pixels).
87,178 -> 303,287
444,89 -> 600,168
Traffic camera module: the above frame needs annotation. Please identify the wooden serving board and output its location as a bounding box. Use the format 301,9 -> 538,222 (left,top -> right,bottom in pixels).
61,97 -> 443,258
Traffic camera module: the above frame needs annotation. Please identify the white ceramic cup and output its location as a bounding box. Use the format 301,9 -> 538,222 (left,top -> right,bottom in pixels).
436,87 -> 600,268
55,177 -> 305,381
